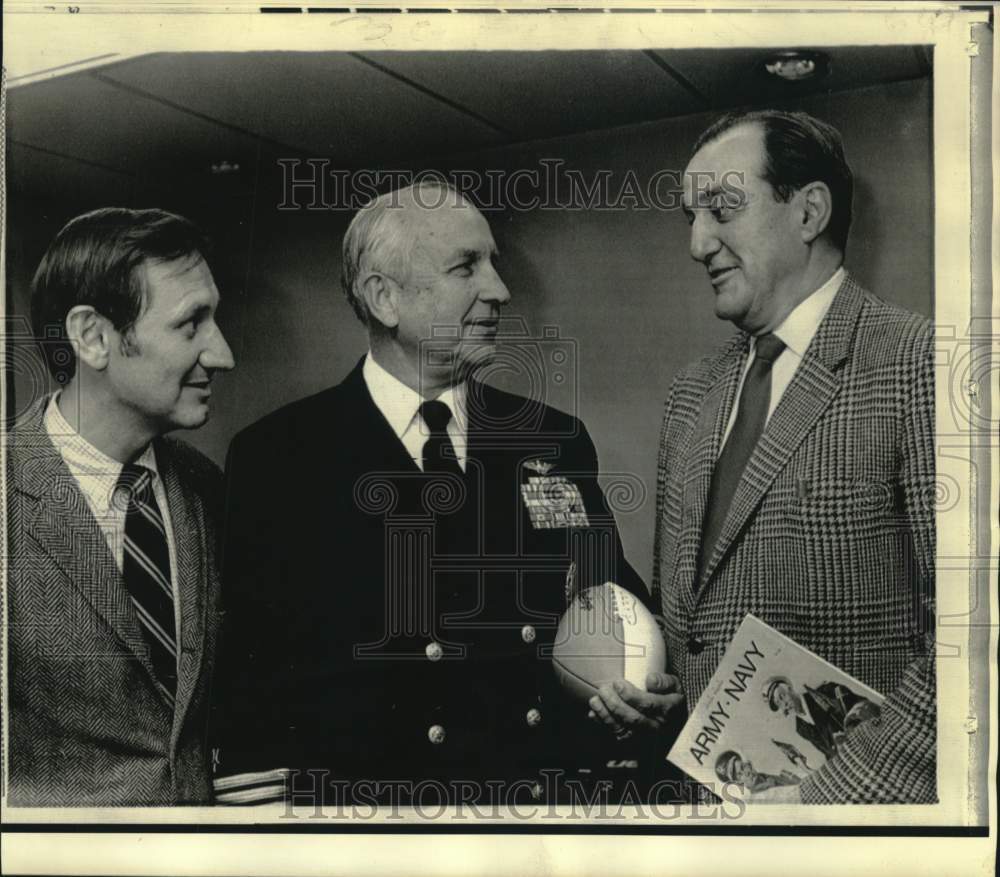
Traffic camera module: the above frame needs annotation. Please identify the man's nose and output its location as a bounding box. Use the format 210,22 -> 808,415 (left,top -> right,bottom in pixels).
480,263 -> 511,305
201,324 -> 235,372
689,215 -> 721,264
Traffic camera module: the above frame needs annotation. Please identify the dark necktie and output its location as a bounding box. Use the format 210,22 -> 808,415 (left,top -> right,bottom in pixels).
419,399 -> 463,477
117,463 -> 178,701
697,333 -> 787,582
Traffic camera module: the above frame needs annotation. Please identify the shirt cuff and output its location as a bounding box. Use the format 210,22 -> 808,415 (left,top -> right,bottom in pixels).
213,768 -> 291,805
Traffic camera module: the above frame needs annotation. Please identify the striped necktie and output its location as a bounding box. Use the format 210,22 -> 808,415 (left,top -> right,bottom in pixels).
117,463 -> 177,701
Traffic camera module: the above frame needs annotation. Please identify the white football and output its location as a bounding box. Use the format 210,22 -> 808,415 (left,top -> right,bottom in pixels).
551,582 -> 666,702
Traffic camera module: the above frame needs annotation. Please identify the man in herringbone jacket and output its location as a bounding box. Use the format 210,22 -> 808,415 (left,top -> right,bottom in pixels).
5,208 -> 235,805
589,110 -> 935,804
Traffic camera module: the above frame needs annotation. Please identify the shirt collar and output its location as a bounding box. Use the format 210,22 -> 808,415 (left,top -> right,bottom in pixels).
44,392 -> 159,514
362,353 -> 467,440
769,266 -> 845,358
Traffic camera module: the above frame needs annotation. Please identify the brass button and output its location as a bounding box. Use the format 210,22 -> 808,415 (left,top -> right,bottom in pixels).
428,724 -> 446,745
425,642 -> 443,662
526,708 -> 542,727
521,625 -> 537,644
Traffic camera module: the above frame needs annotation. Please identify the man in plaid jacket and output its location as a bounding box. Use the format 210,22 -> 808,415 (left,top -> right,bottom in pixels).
588,109 -> 935,804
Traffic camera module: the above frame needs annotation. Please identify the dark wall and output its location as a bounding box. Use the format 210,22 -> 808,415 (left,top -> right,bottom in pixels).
7,76 -> 932,585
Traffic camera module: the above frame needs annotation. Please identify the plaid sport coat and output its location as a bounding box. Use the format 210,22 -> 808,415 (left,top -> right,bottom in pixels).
5,397 -> 224,806
652,274 -> 936,804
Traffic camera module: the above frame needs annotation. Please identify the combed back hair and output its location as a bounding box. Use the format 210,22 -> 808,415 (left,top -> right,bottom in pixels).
341,180 -> 467,325
30,207 -> 210,380
692,109 -> 854,253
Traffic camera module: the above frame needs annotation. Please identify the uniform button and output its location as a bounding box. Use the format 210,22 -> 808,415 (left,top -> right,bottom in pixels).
521,625 -> 537,644
428,724 -> 446,745
687,637 -> 706,655
526,708 -> 542,727
425,642 -> 443,662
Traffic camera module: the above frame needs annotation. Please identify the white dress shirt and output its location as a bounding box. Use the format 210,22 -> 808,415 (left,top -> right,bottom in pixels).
721,267 -> 845,448
362,353 -> 468,472
44,393 -> 181,638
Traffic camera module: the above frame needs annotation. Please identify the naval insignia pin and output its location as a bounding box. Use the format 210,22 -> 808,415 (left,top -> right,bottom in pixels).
520,474 -> 590,529
524,459 -> 554,475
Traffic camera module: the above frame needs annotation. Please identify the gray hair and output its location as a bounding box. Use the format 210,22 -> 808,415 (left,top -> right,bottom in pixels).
340,180 -> 467,325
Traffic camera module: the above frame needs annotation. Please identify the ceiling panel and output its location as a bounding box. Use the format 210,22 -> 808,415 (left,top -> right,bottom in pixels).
359,50 -> 707,141
6,142 -> 138,205
5,47 -> 931,210
6,72 -> 262,179
654,46 -> 928,109
98,52 -> 507,166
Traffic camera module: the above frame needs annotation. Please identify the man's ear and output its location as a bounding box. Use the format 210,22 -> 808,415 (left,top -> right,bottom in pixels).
65,305 -> 113,371
798,181 -> 833,244
360,273 -> 400,330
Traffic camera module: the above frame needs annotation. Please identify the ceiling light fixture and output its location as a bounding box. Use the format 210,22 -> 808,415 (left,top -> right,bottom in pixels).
762,51 -> 829,82
211,160 -> 241,175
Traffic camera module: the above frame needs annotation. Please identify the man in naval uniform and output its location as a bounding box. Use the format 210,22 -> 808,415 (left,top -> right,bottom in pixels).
211,182 -> 655,806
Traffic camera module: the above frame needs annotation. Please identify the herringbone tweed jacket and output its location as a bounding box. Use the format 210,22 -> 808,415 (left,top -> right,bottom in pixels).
5,397 -> 223,806
653,275 -> 936,804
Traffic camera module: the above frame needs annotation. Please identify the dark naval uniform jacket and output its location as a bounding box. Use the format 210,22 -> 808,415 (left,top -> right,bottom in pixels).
212,358 -> 648,801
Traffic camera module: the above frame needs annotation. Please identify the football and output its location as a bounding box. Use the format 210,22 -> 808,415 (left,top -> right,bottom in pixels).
551,582 -> 666,702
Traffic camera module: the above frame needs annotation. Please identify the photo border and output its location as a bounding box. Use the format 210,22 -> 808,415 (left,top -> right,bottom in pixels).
1,2 -> 995,874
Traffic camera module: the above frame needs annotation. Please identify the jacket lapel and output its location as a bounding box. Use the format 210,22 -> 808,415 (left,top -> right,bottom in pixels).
674,336 -> 748,608
343,358 -> 424,475
157,442 -> 207,738
465,379 -> 536,454
9,400 -> 162,689
698,275 -> 864,592
464,379 -> 559,484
